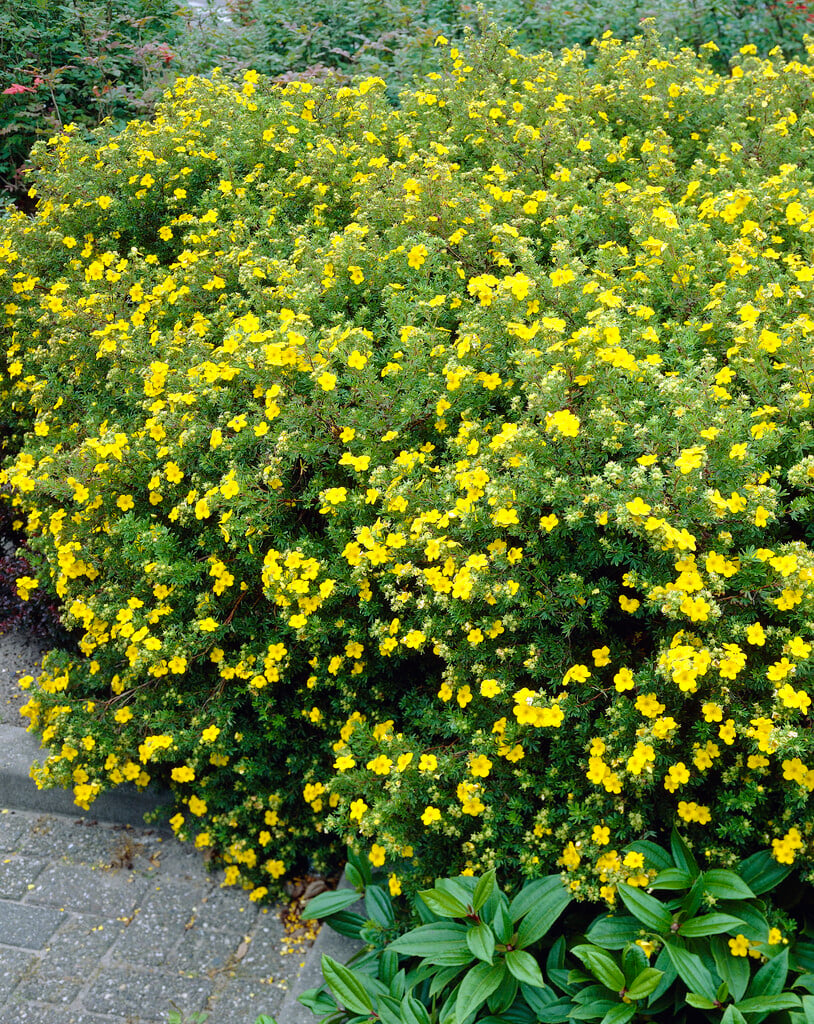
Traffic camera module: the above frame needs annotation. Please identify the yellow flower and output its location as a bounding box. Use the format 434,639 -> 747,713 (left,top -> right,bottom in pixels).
418,753 -> 437,772
349,799 -> 368,822
421,806 -> 441,825
188,795 -> 207,816
592,825 -> 610,845
317,371 -> 337,391
369,843 -> 386,867
407,244 -> 428,269
728,934 -> 750,957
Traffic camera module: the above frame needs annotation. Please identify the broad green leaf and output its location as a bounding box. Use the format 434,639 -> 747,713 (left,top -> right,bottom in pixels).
493,901 -> 513,944
321,955 -> 374,1016
302,889 -> 361,919
802,994 -> 814,1024
678,914 -> 745,938
601,1005 -> 636,1024
472,869 -> 497,913
571,945 -> 626,992
648,945 -> 677,1005
671,828 -> 699,878
569,1000 -> 619,1020
735,995 -> 801,1013
547,935 -> 566,973
390,922 -> 469,958
616,883 -> 672,933
419,887 -> 470,919
664,943 -> 718,1001
378,949 -> 399,986
510,876 -> 569,923
466,921 -> 496,964
428,964 -> 466,998
487,971 -> 518,1015
720,901 -> 770,944
505,949 -> 545,988
521,982 -> 561,1014
345,846 -> 373,887
794,943 -> 814,973
793,973 -> 814,993
712,935 -> 751,1002
365,884 -> 395,929
376,994 -> 405,1024
585,915 -> 642,950
622,944 -> 648,986
686,993 -> 718,1009
624,840 -> 674,872
747,947 -> 789,999
721,1006 -> 748,1024
626,967 -> 663,1001
344,862 -> 365,890
515,881 -> 571,948
534,997 -> 579,1022
400,993 -> 432,1024
455,961 -> 507,1022
701,870 -> 754,900
738,850 -> 793,896
321,910 -> 367,939
650,867 -> 694,891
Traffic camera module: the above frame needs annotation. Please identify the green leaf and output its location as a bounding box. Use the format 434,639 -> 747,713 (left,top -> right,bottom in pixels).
492,901 -> 513,944
389,922 -> 469,959
624,841 -> 674,873
600,1005 -> 636,1024
346,846 -> 373,886
802,994 -> 814,1024
622,944 -> 648,986
664,944 -> 718,1001
320,910 -> 367,939
472,869 -> 497,913
721,1006 -> 748,1024
670,828 -> 699,877
686,992 -> 718,1009
679,914 -> 746,938
400,993 -> 432,1024
455,961 -> 507,1022
720,901 -> 770,944
321,955 -> 374,1016
378,949 -> 399,986
510,875 -> 569,923
302,888 -> 361,919
735,994 -> 801,1013
569,1000 -> 619,1020
701,870 -> 755,900
345,862 -> 365,890
487,972 -> 519,1015
747,947 -> 789,999
650,868 -> 694,891
534,996 -> 579,1023
626,967 -> 664,1001
737,850 -> 793,896
377,994 -> 405,1024
570,946 -> 626,992
466,921 -> 496,964
365,884 -> 395,929
712,935 -> 751,1002
505,949 -> 545,988
419,887 -> 470,919
616,883 -> 672,933
585,915 -> 642,950
515,881 -> 571,948
253,1017 -> 278,1024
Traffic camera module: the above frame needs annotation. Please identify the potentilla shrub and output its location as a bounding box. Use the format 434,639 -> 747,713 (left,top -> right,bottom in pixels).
3,27 -> 814,903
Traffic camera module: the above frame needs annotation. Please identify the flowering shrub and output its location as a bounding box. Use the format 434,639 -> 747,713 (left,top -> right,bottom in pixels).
3,26 -> 814,904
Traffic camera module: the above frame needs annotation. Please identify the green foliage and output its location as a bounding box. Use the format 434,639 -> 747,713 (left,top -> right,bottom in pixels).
301,842 -> 813,1024
0,0 -> 185,201
4,28 -> 814,903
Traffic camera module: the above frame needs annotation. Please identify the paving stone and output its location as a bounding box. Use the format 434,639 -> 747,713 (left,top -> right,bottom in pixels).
0,809 -> 27,850
0,852 -> 47,897
190,884 -> 261,931
169,924 -> 251,973
206,975 -> 286,1022
0,946 -> 37,1000
0,1006 -> 131,1024
82,966 -> 213,1021
110,878 -> 210,966
16,815 -> 121,864
45,913 -> 128,959
10,953 -> 91,1005
0,898 -> 66,948
26,861 -> 148,918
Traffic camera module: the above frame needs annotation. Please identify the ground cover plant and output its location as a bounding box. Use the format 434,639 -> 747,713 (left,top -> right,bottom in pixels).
3,25 -> 814,915
294,843 -> 814,1024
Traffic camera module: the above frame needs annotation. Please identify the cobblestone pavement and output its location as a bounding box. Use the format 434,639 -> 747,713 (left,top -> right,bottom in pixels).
0,806 -> 307,1024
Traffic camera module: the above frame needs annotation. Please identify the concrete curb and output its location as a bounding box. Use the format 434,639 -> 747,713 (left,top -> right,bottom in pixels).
277,873 -> 365,1023
0,722 -> 173,825
0,719 -> 364,1022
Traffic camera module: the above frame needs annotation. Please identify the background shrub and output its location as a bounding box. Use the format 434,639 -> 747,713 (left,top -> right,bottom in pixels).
3,27 -> 814,903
